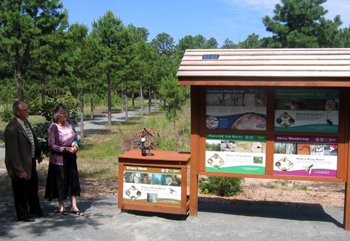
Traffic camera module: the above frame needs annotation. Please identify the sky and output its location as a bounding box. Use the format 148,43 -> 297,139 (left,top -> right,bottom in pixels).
62,0 -> 350,47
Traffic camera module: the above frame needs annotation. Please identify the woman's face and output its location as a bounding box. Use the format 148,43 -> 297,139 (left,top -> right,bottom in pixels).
57,110 -> 68,123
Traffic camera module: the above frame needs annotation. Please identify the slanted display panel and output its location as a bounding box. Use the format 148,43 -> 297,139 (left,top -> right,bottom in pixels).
205,134 -> 266,174
275,89 -> 339,132
273,136 -> 338,177
123,165 -> 182,207
206,89 -> 267,130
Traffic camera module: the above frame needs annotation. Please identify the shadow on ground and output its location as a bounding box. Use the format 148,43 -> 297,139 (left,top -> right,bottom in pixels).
198,197 -> 343,228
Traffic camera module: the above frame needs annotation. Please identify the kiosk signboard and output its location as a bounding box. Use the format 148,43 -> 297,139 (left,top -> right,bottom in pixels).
206,89 -> 267,130
275,89 -> 339,132
273,136 -> 338,177
206,134 -> 266,174
123,166 -> 182,207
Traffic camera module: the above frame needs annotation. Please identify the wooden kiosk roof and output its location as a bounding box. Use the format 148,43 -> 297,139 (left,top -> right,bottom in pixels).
177,48 -> 350,87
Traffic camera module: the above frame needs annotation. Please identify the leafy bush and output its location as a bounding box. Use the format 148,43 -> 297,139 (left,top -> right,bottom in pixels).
34,122 -> 51,158
0,105 -> 13,122
199,176 -> 244,197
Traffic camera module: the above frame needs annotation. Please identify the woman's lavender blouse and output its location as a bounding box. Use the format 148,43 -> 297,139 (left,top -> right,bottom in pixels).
48,118 -> 77,166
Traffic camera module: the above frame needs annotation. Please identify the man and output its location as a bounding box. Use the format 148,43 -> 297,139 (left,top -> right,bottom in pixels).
5,101 -> 47,222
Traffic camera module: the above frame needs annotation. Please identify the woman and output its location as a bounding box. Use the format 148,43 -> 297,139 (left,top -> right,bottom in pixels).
45,103 -> 83,216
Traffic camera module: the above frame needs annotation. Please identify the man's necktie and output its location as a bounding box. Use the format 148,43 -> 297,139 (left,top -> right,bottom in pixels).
24,122 -> 35,158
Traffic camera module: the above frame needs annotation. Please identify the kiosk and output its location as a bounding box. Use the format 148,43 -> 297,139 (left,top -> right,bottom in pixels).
176,48 -> 350,230
118,150 -> 190,214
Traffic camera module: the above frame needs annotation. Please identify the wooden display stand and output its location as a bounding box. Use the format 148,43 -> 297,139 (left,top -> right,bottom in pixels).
118,150 -> 190,215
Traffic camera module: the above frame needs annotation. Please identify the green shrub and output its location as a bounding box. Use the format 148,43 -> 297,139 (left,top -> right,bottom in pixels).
198,176 -> 244,197
0,105 -> 13,122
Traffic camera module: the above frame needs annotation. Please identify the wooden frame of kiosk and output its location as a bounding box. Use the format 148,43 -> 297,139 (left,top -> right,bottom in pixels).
118,150 -> 190,215
176,48 -> 350,230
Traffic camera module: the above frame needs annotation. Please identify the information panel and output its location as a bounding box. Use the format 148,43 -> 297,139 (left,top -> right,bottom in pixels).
275,89 -> 339,132
123,166 -> 181,207
206,89 -> 267,130
273,136 -> 338,177
206,134 -> 266,174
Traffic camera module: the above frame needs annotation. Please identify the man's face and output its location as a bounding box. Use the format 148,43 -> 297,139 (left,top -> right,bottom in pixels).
16,103 -> 29,121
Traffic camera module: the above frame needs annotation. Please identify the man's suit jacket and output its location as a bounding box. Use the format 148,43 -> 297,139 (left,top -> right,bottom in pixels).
5,118 -> 41,180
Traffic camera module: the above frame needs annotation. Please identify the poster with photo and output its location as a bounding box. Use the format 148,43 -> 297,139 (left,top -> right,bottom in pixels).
273,136 -> 338,177
123,166 -> 182,207
275,89 -> 339,132
206,133 -> 266,174
206,89 -> 267,130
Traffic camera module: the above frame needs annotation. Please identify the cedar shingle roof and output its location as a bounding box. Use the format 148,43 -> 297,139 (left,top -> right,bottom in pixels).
177,49 -> 350,87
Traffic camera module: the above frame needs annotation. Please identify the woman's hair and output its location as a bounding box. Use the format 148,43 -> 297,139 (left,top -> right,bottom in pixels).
52,103 -> 67,122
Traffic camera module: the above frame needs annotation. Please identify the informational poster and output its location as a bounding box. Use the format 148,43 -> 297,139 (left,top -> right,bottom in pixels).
206,89 -> 267,130
275,89 -> 339,132
206,134 -> 266,174
123,166 -> 181,207
274,136 -> 338,177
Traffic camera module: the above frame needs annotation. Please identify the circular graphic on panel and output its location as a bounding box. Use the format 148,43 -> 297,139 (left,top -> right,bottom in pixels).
231,113 -> 266,130
206,116 -> 219,129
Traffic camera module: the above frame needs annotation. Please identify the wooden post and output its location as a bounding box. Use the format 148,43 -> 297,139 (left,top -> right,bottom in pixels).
344,88 -> 350,230
189,86 -> 199,216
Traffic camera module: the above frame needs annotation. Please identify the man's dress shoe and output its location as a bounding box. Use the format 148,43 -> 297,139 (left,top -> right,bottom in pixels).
29,211 -> 48,217
18,216 -> 35,222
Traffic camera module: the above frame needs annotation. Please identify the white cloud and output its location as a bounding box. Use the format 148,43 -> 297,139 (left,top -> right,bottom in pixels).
222,0 -> 280,14
223,0 -> 350,28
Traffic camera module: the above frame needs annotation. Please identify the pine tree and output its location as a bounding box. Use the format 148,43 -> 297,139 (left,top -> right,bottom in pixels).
0,0 -> 68,101
262,0 -> 342,48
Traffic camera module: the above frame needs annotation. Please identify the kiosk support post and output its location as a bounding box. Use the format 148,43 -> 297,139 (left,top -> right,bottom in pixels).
189,85 -> 199,216
344,89 -> 350,230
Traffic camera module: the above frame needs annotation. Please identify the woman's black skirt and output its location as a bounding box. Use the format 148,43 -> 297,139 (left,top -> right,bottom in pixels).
45,152 -> 81,201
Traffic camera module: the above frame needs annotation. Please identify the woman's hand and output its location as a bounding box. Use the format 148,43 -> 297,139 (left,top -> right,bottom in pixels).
66,146 -> 78,154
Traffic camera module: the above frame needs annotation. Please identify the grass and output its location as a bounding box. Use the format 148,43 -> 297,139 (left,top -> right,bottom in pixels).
75,103 -> 190,180
69,104 -> 190,180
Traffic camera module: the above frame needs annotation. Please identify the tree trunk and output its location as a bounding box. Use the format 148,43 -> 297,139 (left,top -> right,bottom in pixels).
16,60 -> 24,102
132,86 -> 135,109
90,84 -> 94,119
125,86 -> 128,122
107,72 -> 112,125
121,85 -> 124,112
154,91 -> 157,109
140,75 -> 144,117
80,88 -> 85,138
72,88 -> 78,106
148,85 -> 151,114
41,79 -> 46,123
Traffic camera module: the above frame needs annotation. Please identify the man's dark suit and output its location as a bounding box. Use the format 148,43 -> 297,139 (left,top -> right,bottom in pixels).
5,118 -> 43,220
